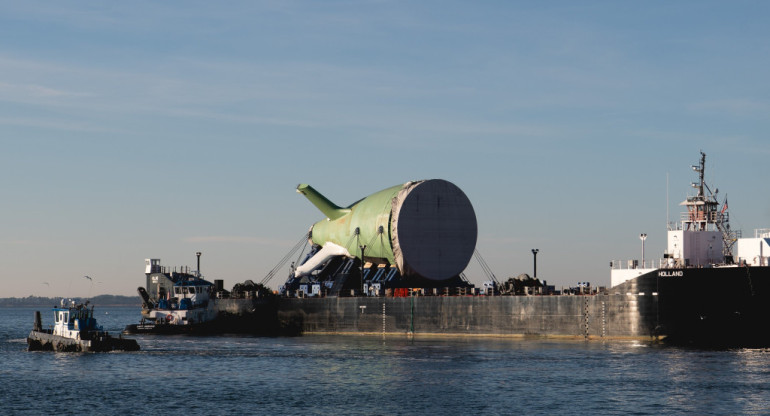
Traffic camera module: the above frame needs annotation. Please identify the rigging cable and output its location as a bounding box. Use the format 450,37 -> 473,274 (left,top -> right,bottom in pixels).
260,232 -> 310,286
473,249 -> 500,284
365,227 -> 382,252
293,239 -> 309,272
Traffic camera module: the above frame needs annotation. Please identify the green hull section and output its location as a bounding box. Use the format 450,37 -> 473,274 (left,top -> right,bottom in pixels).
299,183 -> 403,264
297,180 -> 477,280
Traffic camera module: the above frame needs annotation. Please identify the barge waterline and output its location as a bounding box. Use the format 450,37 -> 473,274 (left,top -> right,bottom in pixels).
276,293 -> 661,341
297,331 -> 665,342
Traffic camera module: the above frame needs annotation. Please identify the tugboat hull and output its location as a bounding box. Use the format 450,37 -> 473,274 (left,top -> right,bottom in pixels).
612,266 -> 770,348
123,298 -> 282,335
27,330 -> 139,352
27,304 -> 140,352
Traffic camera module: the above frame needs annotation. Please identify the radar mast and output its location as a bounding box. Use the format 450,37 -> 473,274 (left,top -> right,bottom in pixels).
680,151 -> 738,258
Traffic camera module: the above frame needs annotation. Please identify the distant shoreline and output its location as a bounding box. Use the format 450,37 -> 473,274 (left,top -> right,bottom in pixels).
0,295 -> 139,308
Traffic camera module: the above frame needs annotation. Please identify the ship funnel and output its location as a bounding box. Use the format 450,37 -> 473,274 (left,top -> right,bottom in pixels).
298,179 -> 477,281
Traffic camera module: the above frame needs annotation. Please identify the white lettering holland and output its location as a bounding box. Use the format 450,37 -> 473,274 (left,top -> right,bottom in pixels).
658,271 -> 684,277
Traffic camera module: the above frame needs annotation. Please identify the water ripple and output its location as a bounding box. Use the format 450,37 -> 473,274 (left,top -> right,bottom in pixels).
1,307 -> 768,415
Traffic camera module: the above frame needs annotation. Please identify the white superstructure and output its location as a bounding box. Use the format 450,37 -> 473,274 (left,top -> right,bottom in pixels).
610,152 -> 741,287
735,229 -> 770,266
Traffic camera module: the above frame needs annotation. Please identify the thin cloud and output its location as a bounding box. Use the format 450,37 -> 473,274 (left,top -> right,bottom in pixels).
0,81 -> 93,101
0,240 -> 37,245
690,98 -> 770,118
0,116 -> 119,133
477,236 -> 527,245
183,236 -> 295,246
0,82 -> 70,98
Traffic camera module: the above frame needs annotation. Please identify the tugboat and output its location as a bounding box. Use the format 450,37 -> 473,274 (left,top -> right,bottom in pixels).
124,253 -> 218,334
123,252 -> 281,335
609,151 -> 770,347
27,300 -> 140,352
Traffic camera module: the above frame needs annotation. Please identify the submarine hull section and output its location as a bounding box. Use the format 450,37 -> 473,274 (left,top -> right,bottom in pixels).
304,179 -> 477,281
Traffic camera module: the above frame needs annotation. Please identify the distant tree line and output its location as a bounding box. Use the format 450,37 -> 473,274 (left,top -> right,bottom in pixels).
0,295 -> 139,307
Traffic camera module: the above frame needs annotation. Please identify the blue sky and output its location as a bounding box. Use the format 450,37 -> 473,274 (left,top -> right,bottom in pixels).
2,1 -> 769,298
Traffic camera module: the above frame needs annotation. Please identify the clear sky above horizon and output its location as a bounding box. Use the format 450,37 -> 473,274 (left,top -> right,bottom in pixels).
2,1 -> 769,298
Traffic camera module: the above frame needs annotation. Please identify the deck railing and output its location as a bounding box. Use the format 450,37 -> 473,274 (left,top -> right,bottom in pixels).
609,258 -> 665,270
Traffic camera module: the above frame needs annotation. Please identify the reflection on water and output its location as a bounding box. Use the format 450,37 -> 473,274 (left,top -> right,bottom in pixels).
1,307 -> 768,415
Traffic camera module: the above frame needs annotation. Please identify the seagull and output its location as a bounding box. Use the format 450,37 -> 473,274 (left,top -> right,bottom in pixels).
83,275 -> 92,281
42,282 -> 50,286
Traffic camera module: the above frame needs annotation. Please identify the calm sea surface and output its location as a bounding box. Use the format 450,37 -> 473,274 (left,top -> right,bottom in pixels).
1,306 -> 768,415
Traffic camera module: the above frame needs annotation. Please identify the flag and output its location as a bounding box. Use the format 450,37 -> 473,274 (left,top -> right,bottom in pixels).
721,198 -> 728,214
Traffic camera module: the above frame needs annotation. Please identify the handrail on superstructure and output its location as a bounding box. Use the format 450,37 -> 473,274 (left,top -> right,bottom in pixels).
610,258 -> 666,270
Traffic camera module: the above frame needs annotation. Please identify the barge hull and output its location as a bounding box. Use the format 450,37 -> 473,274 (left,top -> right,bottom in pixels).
277,293 -> 660,340
612,266 -> 770,347
276,266 -> 770,346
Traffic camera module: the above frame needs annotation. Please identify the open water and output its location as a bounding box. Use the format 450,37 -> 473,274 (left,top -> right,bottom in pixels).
1,306 -> 769,415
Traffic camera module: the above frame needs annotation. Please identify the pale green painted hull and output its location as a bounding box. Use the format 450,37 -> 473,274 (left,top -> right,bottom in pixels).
297,179 -> 477,280
309,183 -> 402,263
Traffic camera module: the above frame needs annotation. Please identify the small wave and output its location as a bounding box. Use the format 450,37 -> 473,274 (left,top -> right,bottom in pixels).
7,338 -> 27,344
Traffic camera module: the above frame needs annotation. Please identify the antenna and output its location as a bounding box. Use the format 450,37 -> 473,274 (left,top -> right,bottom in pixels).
666,172 -> 669,230
666,172 -> 671,230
